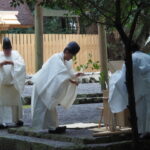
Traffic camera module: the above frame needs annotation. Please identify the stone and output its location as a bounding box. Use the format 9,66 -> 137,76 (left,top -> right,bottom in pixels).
25,80 -> 33,85
2,127 -> 150,150
31,143 -> 48,150
16,140 -> 31,150
82,78 -> 90,83
89,77 -> 96,83
22,96 -> 31,105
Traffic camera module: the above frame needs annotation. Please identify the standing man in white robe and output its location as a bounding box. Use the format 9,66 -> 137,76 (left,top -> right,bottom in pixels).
109,43 -> 150,137
0,37 -> 26,128
32,41 -> 83,133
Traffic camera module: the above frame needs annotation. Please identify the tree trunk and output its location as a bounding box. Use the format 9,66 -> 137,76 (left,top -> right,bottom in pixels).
116,25 -> 139,143
124,45 -> 139,143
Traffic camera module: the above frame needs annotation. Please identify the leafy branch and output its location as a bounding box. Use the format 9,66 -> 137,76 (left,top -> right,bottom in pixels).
73,53 -> 106,86
73,53 -> 100,72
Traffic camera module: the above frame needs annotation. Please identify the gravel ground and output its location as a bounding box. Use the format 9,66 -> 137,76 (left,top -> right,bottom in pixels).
23,103 -> 103,126
77,83 -> 101,94
22,83 -> 102,126
22,83 -> 102,97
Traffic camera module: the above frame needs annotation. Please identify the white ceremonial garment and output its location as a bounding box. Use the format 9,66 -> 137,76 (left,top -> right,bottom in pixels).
109,51 -> 150,133
31,52 -> 77,129
0,50 -> 26,124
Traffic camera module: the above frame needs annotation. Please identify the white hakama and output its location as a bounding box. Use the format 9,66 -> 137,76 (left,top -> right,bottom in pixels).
31,52 -> 77,129
0,50 -> 26,124
109,51 -> 150,133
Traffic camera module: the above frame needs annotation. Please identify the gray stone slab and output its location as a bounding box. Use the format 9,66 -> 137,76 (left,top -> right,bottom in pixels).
0,130 -> 75,148
7,126 -> 132,145
1,128 -> 150,150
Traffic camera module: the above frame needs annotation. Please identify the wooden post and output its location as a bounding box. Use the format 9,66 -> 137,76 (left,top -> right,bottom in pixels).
76,17 -> 80,34
98,24 -> 117,131
35,4 -> 43,71
97,23 -> 108,90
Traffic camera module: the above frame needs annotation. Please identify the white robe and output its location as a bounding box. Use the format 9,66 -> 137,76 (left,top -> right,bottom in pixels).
109,51 -> 150,133
31,52 -> 77,129
0,50 -> 26,124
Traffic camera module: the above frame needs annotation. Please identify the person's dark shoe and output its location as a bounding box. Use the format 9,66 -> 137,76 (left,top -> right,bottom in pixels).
0,123 -> 8,129
55,126 -> 66,133
48,126 -> 66,134
16,120 -> 24,127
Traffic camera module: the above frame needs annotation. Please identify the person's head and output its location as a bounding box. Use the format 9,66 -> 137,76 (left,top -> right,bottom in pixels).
63,41 -> 80,61
2,37 -> 12,57
131,42 -> 140,53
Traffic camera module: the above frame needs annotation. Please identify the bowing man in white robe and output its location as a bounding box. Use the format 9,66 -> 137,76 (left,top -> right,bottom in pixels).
109,43 -> 150,135
0,37 -> 26,128
31,41 -> 83,133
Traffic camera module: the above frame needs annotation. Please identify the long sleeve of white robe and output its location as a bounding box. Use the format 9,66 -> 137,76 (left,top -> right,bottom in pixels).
109,51 -> 150,133
0,50 -> 26,123
31,52 -> 77,117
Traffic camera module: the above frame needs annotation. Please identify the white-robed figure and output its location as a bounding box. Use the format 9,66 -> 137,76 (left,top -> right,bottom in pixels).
31,41 -> 83,133
0,37 -> 26,128
109,43 -> 150,136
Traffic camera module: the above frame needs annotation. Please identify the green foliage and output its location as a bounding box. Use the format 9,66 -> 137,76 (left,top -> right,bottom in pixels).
49,0 -> 150,44
1,28 -> 34,34
10,0 -> 24,7
73,53 -> 100,72
99,71 -> 107,86
9,0 -> 81,34
43,17 -> 78,34
10,0 -> 150,44
73,53 -> 106,85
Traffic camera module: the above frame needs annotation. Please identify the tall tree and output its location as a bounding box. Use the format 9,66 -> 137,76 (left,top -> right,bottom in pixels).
51,1 -> 150,144
11,0 -> 150,145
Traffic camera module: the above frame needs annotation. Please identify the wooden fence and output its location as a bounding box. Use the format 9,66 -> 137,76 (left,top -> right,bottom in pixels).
0,34 -> 100,74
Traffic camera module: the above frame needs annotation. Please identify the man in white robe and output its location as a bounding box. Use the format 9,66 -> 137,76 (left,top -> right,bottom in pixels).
0,37 -> 26,128
109,43 -> 150,136
31,41 -> 83,133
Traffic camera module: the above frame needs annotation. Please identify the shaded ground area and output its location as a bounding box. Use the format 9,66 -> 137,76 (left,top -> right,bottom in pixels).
2,126 -> 145,150
1,126 -> 149,150
23,103 -> 102,126
8,126 -> 132,143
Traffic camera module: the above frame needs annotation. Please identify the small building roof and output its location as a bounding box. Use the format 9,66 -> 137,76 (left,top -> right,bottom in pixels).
0,0 -> 33,30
